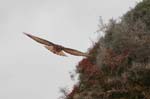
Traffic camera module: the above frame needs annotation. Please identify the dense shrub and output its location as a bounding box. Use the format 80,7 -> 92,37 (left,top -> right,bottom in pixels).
64,0 -> 150,99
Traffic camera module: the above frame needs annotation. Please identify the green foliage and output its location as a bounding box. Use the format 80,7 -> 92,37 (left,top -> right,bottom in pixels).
124,0 -> 150,30
64,0 -> 150,99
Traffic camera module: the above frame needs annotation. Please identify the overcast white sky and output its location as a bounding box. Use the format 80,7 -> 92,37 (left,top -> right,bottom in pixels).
0,0 -> 142,99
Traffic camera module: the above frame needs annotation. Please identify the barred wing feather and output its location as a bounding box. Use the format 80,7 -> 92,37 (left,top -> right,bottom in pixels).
63,47 -> 89,57
23,32 -> 54,46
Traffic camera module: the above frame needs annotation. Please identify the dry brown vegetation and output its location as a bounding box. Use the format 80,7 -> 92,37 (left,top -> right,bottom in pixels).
62,0 -> 150,99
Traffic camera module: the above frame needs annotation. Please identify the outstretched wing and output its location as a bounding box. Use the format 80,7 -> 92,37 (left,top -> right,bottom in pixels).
23,32 -> 54,46
63,47 -> 89,57
44,45 -> 67,56
24,32 -> 88,57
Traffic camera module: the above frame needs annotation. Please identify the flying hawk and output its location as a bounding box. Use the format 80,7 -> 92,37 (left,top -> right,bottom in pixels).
24,32 -> 89,57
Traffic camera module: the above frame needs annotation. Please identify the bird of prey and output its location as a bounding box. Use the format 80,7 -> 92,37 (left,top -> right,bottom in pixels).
23,32 -> 89,57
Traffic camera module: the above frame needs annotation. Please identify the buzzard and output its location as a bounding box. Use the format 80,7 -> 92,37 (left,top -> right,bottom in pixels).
24,33 -> 89,57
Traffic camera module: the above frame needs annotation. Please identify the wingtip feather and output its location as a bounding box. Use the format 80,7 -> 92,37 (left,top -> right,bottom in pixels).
23,32 -> 33,38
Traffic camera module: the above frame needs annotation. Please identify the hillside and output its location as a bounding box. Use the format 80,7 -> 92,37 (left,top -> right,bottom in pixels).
65,0 -> 150,99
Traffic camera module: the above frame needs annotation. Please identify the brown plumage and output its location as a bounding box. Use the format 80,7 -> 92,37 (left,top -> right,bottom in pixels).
24,32 -> 89,57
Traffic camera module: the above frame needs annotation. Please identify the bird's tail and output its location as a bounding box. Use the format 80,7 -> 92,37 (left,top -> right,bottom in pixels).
44,45 -> 67,57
